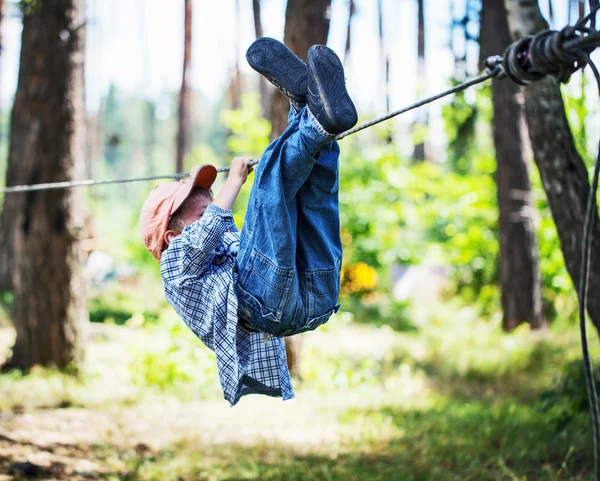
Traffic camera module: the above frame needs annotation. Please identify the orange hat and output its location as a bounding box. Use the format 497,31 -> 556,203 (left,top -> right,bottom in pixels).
139,164 -> 218,260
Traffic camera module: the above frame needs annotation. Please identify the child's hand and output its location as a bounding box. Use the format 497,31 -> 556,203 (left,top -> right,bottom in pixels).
228,156 -> 254,186
213,157 -> 254,211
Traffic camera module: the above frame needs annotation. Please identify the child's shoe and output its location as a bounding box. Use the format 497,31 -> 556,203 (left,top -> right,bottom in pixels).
246,37 -> 308,104
306,45 -> 358,135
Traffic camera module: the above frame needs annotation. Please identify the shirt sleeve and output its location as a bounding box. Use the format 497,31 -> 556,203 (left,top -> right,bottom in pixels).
162,204 -> 235,282
225,217 -> 240,233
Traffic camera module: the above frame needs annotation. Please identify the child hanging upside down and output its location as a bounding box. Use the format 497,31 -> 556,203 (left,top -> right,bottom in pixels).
139,38 -> 358,405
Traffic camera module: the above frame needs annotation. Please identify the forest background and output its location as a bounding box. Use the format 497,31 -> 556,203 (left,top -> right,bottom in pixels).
0,0 -> 599,480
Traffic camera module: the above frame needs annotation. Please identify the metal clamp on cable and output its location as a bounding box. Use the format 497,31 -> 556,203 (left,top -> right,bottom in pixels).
484,55 -> 506,79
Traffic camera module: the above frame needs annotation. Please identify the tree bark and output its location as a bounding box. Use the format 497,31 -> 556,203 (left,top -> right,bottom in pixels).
504,0 -> 600,334
230,0 -> 242,110
4,0 -> 87,370
269,0 -> 332,140
0,0 -> 10,292
0,0 -> 3,103
481,0 -> 544,330
412,0 -> 427,160
377,0 -> 392,144
284,334 -> 303,381
252,0 -> 273,118
344,0 -> 355,64
176,0 -> 192,172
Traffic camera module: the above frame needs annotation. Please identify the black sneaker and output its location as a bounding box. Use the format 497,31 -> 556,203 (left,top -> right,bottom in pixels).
306,45 -> 358,135
246,37 -> 308,104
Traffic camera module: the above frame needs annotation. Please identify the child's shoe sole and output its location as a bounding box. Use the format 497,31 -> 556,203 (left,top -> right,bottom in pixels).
246,37 -> 308,104
306,45 -> 358,135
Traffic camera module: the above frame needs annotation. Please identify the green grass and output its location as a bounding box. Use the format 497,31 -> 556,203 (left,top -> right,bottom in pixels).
0,302 -> 597,481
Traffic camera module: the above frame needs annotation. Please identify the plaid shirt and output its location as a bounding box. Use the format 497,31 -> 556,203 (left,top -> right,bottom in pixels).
160,204 -> 294,405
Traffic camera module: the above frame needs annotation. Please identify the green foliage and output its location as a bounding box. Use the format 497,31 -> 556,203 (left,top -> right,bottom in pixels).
0,110 -> 9,187
343,296 -> 416,332
339,140 -> 501,314
0,367 -> 86,411
0,290 -> 13,316
442,84 -> 493,175
128,317 -> 220,397
221,93 -> 271,227
443,87 -> 478,174
336,80 -> 578,321
19,0 -> 72,16
19,0 -> 42,15
563,75 -> 589,163
88,280 -> 164,326
538,359 -> 600,430
222,94 -> 271,158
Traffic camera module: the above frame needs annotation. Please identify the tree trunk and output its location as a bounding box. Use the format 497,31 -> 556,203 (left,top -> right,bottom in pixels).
4,0 -> 87,370
269,0 -> 332,378
412,0 -> 427,160
176,0 -> 192,172
269,0 -> 332,140
344,0 -> 355,64
504,0 -> 600,334
0,0 -> 3,102
284,334 -> 303,381
377,0 -> 392,144
481,0 -> 544,330
252,0 -> 272,118
377,0 -> 390,113
0,0 -> 10,292
230,0 -> 242,110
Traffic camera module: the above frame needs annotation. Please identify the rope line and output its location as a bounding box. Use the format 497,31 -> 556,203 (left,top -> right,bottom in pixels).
331,68 -> 502,141
0,69 -> 502,195
578,5 -> 600,474
581,125 -> 600,481
0,162 -> 260,194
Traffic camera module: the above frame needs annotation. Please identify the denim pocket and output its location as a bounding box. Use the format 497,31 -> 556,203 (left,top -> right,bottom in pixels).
238,249 -> 294,324
305,261 -> 341,320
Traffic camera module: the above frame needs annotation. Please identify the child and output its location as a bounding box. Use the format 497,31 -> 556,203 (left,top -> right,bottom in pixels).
139,38 -> 357,405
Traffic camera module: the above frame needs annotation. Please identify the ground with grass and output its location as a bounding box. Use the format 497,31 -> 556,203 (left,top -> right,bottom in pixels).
0,303 -> 596,481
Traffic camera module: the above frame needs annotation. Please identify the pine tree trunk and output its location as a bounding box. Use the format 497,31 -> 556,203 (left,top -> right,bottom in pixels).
252,0 -> 272,118
176,0 -> 193,172
505,0 -> 600,334
5,0 -> 87,370
344,0 -> 355,64
0,0 -> 10,292
269,0 -> 332,140
377,0 -> 392,144
412,0 -> 427,160
481,0 -> 544,330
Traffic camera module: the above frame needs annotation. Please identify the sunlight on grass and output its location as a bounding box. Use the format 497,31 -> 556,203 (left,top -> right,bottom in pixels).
0,302 -> 596,480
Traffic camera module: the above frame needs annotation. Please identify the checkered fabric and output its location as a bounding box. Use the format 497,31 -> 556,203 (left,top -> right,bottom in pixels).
160,204 -> 294,406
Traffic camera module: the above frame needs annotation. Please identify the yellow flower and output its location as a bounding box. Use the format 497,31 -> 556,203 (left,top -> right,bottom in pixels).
342,262 -> 378,294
